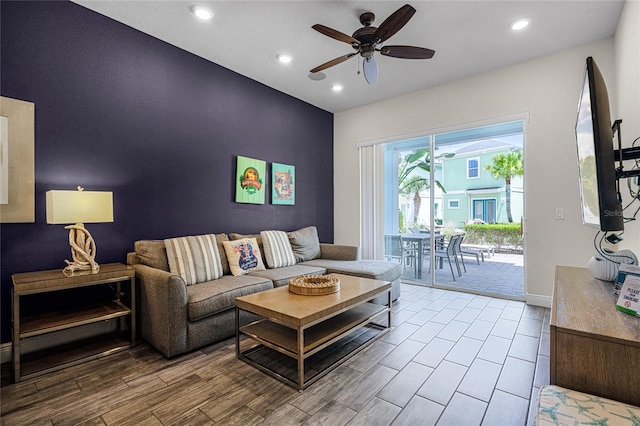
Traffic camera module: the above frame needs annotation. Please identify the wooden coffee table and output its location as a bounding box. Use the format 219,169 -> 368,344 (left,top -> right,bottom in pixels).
235,273 -> 391,390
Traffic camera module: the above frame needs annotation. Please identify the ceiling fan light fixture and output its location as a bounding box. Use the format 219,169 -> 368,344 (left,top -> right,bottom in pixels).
331,84 -> 343,92
308,72 -> 326,81
363,57 -> 378,84
192,6 -> 213,21
510,18 -> 530,31
277,54 -> 292,64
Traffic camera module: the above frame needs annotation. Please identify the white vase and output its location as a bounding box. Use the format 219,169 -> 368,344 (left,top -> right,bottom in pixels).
588,256 -> 619,281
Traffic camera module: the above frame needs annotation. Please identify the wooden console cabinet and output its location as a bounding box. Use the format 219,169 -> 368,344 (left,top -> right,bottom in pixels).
551,266 -> 640,406
12,263 -> 135,383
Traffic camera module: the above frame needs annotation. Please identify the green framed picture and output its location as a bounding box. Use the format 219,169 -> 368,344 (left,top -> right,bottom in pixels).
235,156 -> 266,204
272,163 -> 295,205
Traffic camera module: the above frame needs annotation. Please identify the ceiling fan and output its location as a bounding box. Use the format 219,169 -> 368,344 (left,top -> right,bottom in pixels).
310,4 -> 435,84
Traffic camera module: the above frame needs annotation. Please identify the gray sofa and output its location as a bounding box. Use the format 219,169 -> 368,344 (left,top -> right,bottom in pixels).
126,227 -> 401,358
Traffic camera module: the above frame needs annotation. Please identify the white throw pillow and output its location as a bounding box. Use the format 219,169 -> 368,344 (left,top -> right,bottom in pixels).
222,238 -> 267,276
260,230 -> 297,268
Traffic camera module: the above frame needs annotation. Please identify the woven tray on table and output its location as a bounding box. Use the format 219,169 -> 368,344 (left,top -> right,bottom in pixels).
289,275 -> 340,295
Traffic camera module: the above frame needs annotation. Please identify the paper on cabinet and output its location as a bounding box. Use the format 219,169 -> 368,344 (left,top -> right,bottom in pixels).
615,264 -> 640,316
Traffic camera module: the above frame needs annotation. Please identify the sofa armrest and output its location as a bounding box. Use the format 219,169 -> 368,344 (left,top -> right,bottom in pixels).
320,243 -> 361,261
133,263 -> 189,358
127,251 -> 141,265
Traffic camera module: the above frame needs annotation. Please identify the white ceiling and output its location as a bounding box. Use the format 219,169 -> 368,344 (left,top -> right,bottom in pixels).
72,1 -> 624,113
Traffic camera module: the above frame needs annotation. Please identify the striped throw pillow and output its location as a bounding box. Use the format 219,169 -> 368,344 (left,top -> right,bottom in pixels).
164,234 -> 224,285
260,230 -> 297,268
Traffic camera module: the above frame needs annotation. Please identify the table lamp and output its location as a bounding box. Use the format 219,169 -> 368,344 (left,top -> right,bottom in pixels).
46,187 -> 113,274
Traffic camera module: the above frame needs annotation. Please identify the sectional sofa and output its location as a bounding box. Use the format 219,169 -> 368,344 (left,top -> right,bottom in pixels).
126,226 -> 401,358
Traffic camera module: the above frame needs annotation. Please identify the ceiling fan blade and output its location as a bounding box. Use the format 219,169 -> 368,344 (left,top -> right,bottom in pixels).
380,45 -> 435,59
310,53 -> 357,73
312,24 -> 360,45
373,4 -> 416,43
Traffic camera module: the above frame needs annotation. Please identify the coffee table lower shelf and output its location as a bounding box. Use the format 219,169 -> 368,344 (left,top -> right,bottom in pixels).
236,302 -> 391,390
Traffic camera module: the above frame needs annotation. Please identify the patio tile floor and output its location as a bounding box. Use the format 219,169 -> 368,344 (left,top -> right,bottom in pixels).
400,252 -> 524,299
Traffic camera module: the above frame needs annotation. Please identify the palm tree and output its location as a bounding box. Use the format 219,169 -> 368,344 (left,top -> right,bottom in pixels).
484,150 -> 524,223
398,148 -> 454,226
399,175 -> 429,225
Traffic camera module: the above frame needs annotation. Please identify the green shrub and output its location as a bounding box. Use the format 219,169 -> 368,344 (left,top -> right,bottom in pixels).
463,223 -> 523,253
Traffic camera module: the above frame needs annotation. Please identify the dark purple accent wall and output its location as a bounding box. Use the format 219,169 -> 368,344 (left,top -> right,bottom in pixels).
0,1 -> 334,344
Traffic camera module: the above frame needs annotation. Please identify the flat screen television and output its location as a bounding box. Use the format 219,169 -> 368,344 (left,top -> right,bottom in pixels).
575,56 -> 624,232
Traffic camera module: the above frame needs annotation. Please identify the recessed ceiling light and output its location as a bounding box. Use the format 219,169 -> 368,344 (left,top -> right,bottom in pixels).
511,18 -> 530,31
277,54 -> 292,64
331,84 -> 343,92
192,6 -> 213,21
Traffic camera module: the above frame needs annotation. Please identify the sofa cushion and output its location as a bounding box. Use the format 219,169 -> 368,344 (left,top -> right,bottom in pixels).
251,263 -> 327,287
536,385 -> 640,426
223,238 -> 267,276
260,230 -> 297,268
134,240 -> 169,271
165,235 -> 224,285
187,275 -> 273,321
288,226 -> 321,261
215,233 -> 231,276
248,264 -> 327,287
134,235 -> 229,274
300,259 -> 401,283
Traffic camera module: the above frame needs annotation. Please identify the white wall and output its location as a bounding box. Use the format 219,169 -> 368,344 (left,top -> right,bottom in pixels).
334,35 -> 640,306
615,0 -> 640,142
615,0 -> 640,256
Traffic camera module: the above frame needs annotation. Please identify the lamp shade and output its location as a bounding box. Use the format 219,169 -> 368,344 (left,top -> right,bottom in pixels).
46,190 -> 113,224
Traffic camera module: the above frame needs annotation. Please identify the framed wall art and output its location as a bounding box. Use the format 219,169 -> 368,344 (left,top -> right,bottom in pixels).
0,96 -> 35,223
235,156 -> 266,204
271,162 -> 295,205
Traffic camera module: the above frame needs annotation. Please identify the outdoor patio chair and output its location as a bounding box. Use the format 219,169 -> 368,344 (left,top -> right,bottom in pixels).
461,243 -> 491,259
433,234 -> 462,281
452,233 -> 467,273
420,232 -> 446,256
384,235 -> 417,277
460,235 -> 484,265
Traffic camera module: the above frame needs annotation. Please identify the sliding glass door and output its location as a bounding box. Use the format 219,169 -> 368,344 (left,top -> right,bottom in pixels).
381,121 -> 525,300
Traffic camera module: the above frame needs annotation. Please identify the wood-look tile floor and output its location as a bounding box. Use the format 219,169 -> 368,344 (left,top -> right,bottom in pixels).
0,283 -> 550,426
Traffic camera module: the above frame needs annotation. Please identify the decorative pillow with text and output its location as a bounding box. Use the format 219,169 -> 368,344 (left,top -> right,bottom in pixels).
222,238 -> 266,276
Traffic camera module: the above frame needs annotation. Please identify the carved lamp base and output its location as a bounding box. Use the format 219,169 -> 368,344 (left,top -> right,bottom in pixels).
63,223 -> 100,275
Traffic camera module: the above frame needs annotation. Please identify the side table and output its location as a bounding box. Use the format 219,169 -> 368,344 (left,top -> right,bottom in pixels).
11,263 -> 136,382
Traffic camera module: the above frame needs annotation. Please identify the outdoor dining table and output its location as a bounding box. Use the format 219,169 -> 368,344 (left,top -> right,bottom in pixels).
400,233 -> 445,279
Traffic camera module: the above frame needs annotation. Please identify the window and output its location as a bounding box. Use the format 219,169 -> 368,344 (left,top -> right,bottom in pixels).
467,158 -> 479,179
448,199 -> 460,209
